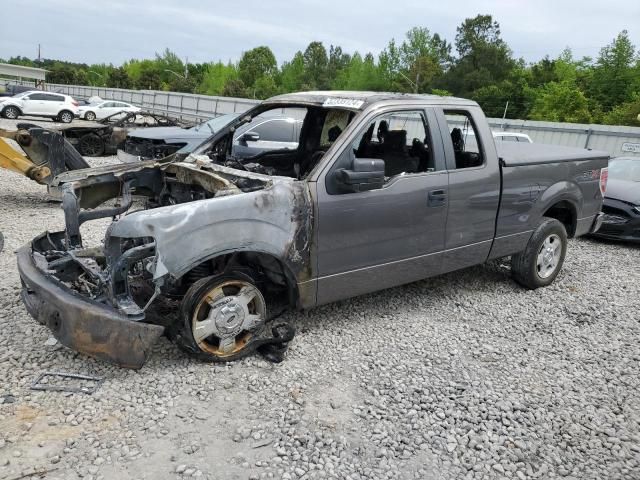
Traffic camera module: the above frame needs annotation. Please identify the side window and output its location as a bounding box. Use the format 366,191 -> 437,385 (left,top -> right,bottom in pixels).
44,94 -> 64,102
351,110 -> 435,178
252,120 -> 294,143
443,111 -> 484,169
29,93 -> 46,101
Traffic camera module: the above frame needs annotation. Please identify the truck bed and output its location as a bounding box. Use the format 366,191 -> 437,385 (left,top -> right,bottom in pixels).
497,142 -> 609,166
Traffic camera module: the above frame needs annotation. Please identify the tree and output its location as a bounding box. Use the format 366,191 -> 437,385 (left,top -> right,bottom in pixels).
590,31 -> 638,111
302,41 -> 329,89
601,94 -> 640,126
443,15 -> 515,97
238,46 -> 277,89
529,81 -> 592,123
198,61 -> 238,96
107,67 -> 132,89
279,52 -> 306,92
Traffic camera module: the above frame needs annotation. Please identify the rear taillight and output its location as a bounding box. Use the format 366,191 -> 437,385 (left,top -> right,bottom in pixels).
599,167 -> 608,195
71,100 -> 79,106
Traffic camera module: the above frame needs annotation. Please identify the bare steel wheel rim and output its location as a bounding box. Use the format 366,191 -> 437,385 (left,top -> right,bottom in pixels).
536,233 -> 562,279
192,279 -> 266,357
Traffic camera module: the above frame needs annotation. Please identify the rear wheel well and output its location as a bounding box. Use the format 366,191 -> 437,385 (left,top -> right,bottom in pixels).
178,252 -> 298,312
543,201 -> 577,237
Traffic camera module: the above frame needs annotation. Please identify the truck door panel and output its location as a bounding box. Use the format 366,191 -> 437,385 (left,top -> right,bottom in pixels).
435,108 -> 501,272
315,107 -> 449,305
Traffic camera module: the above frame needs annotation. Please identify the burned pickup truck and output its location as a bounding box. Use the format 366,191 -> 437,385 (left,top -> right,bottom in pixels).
17,92 -> 609,368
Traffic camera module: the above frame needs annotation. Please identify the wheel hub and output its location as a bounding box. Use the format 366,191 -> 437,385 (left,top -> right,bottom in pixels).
536,233 -> 562,279
192,280 -> 267,356
215,302 -> 245,335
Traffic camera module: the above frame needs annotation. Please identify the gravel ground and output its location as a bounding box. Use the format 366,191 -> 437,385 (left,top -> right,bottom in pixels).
0,117 -> 639,480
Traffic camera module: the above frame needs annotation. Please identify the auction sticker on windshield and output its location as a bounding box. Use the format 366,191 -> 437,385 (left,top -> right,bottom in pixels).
323,98 -> 365,109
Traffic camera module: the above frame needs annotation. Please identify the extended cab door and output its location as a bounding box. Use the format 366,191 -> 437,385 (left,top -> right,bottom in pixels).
434,107 -> 501,272
314,107 -> 449,305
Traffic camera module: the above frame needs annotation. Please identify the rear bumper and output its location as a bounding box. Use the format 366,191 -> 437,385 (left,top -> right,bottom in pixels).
17,245 -> 164,369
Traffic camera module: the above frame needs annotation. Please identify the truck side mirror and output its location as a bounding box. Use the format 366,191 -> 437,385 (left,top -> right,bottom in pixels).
335,158 -> 385,193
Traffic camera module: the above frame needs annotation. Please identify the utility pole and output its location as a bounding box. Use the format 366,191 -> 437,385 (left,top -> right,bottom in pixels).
37,43 -> 41,63
502,101 -> 509,119
184,57 -> 188,79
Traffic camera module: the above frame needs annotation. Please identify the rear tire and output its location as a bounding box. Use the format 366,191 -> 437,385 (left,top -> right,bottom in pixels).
512,217 -> 567,289
58,110 -> 74,123
2,106 -> 19,119
78,133 -> 105,156
172,271 -> 268,362
84,111 -> 96,121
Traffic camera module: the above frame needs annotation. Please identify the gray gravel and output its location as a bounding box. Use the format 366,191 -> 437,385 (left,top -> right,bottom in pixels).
0,117 -> 639,479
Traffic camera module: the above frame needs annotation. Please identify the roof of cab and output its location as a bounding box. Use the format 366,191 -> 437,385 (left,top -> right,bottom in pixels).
263,91 -> 479,110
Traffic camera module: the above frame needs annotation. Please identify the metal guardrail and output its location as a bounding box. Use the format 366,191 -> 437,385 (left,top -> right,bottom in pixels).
2,78 -> 639,157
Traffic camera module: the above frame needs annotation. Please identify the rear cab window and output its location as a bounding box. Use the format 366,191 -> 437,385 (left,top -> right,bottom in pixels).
443,111 -> 484,169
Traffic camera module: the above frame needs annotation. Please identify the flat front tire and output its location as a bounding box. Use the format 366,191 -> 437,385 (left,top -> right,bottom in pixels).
173,271 -> 268,362
511,217 -> 568,289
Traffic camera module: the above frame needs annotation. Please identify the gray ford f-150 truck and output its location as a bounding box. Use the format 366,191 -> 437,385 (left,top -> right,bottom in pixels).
17,91 -> 609,368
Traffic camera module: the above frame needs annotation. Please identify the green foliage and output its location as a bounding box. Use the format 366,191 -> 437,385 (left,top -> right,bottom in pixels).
5,24 -> 640,126
238,47 -> 277,89
198,62 -> 238,96
529,81 -> 592,123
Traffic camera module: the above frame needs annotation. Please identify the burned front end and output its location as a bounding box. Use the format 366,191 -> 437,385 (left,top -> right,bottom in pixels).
17,160 -> 290,368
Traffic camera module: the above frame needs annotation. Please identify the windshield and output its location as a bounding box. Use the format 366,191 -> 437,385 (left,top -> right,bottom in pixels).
192,113 -> 239,133
609,158 -> 640,182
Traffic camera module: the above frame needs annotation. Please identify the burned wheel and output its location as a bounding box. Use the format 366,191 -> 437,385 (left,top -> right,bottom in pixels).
78,133 -> 105,156
175,272 -> 268,361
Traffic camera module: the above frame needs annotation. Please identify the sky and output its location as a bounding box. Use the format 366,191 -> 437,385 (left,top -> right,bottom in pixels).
1,0 -> 638,66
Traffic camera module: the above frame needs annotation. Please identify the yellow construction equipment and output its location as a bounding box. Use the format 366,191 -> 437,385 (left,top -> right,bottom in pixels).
0,126 -> 89,186
0,133 -> 51,184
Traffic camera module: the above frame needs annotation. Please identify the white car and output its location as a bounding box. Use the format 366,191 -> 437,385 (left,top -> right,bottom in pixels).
493,131 -> 533,143
78,101 -> 141,121
0,91 -> 79,123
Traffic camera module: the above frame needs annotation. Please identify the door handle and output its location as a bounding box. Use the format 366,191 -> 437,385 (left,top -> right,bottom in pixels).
428,189 -> 447,207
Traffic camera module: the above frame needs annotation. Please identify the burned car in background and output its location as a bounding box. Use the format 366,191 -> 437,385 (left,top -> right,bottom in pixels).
120,113 -> 301,161
593,156 -> 640,242
17,91 -> 608,369
44,111 -> 191,157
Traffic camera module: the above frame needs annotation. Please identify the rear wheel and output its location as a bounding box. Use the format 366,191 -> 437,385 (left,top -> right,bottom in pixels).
511,217 -> 567,289
174,272 -> 268,362
58,110 -> 74,123
78,133 -> 105,156
2,106 -> 19,119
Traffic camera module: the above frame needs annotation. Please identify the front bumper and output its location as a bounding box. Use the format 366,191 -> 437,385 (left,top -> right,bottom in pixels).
17,245 -> 164,369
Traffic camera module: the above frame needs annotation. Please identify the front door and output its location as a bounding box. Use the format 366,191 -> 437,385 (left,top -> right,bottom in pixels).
315,107 -> 449,305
